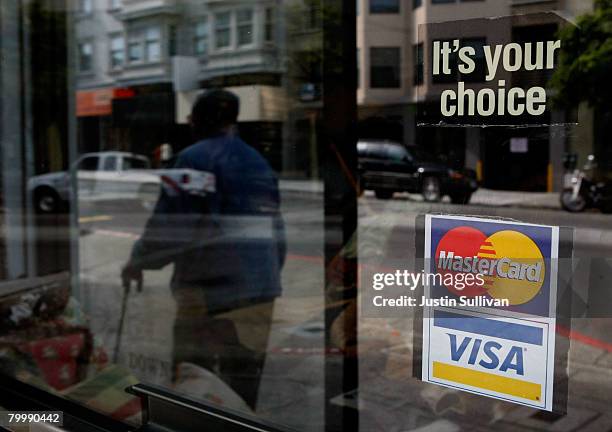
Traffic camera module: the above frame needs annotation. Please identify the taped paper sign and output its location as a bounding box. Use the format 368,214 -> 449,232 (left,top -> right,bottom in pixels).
420,214 -> 561,411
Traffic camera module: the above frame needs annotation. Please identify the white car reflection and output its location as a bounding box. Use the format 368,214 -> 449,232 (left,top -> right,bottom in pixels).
28,151 -> 215,213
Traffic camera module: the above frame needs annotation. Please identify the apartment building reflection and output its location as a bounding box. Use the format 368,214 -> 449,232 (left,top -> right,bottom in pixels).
75,0 -> 292,173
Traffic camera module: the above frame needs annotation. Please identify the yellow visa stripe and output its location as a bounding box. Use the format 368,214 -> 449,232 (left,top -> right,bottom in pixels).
432,361 -> 541,401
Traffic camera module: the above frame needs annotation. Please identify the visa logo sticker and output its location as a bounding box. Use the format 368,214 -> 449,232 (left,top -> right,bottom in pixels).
423,308 -> 553,410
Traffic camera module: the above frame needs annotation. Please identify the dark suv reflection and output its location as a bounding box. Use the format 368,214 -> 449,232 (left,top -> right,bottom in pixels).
357,140 -> 479,203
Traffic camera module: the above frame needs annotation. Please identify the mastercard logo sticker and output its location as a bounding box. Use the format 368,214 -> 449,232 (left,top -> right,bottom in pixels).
435,226 -> 545,305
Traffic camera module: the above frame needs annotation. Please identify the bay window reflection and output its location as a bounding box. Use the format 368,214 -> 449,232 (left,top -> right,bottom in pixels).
237,9 -> 254,46
215,12 -> 231,49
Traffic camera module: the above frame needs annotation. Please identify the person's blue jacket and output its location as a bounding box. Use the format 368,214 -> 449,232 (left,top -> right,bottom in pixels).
130,132 -> 286,312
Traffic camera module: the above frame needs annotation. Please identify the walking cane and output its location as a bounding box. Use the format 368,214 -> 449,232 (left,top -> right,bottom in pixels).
113,272 -> 142,364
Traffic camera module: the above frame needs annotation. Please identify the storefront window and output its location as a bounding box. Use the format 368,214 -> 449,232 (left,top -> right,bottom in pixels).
1,0 -> 611,431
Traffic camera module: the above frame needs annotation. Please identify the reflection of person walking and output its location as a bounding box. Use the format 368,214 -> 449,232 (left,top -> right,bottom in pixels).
121,89 -> 286,410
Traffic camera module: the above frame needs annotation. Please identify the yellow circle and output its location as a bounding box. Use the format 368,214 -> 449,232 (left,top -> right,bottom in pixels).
477,230 -> 545,305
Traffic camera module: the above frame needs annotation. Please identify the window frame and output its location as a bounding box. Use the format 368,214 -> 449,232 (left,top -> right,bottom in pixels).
77,40 -> 94,73
145,26 -> 162,63
109,33 -> 125,70
0,375 -> 132,432
213,11 -> 232,50
194,17 -> 209,56
236,8 -> 255,47
127,25 -> 162,65
264,7 -> 275,44
127,31 -> 144,64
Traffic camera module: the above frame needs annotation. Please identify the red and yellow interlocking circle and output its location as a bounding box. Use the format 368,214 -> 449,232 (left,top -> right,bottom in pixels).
435,227 -> 545,305
477,230 -> 544,305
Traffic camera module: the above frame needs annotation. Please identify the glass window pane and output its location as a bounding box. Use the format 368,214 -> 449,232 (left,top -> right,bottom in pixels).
111,36 -> 123,50
195,19 -> 209,55
103,156 -> 117,171
196,22 -> 207,37
78,42 -> 93,71
264,7 -> 274,42
215,12 -> 231,49
78,156 -> 99,170
215,29 -> 230,48
146,40 -> 160,61
370,47 -> 400,88
238,26 -> 252,46
4,1 -> 612,432
216,11 -> 230,26
146,27 -> 160,41
110,35 -> 124,68
195,39 -> 206,55
128,41 -> 142,62
237,9 -> 252,23
123,157 -> 148,170
237,9 -> 253,46
369,0 -> 399,13
2,2 -> 335,430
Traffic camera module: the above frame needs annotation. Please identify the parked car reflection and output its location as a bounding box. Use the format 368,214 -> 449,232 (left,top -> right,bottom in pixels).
357,140 -> 479,203
28,151 -> 213,214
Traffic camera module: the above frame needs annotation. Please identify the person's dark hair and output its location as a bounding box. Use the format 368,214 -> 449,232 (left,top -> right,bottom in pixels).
191,89 -> 240,139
